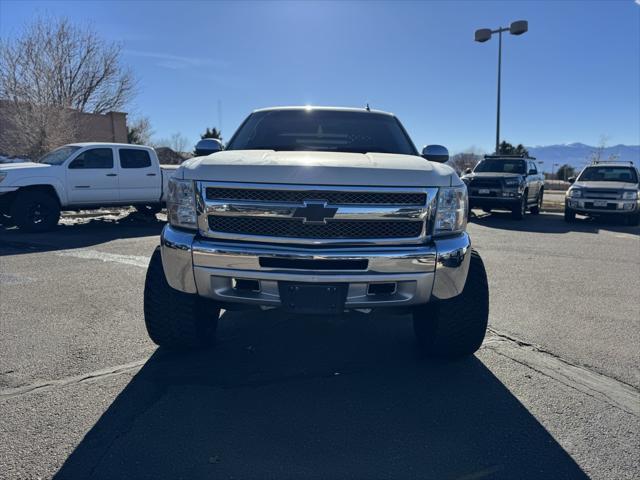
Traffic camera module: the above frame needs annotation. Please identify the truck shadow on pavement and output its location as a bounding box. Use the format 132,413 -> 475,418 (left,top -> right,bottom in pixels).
471,210 -> 639,235
55,309 -> 588,480
0,211 -> 164,256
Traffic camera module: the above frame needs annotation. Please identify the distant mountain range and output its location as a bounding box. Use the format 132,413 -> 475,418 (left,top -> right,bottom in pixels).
526,143 -> 639,173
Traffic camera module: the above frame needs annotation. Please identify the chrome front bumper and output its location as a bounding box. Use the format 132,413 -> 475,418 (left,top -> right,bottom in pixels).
566,198 -> 639,214
160,225 -> 471,310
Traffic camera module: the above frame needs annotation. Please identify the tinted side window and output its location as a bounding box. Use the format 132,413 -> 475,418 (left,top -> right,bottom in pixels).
529,161 -> 537,174
69,149 -> 114,169
120,149 -> 152,168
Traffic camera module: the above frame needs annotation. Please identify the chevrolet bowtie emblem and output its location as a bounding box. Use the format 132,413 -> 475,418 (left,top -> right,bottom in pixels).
293,201 -> 338,224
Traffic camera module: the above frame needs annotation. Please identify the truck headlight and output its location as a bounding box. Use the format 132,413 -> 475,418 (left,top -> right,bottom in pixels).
167,178 -> 197,230
622,191 -> 638,200
434,186 -> 467,236
567,188 -> 582,198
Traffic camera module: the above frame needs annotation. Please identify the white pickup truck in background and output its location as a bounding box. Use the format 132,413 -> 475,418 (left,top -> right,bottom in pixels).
0,142 -> 177,232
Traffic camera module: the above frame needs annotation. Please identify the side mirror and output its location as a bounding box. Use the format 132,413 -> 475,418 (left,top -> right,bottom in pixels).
568,176 -> 576,184
422,144 -> 449,163
195,138 -> 224,156
463,168 -> 473,175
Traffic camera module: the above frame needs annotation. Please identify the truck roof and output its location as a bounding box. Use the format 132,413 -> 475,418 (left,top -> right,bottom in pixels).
252,105 -> 395,116
483,154 -> 537,160
67,142 -> 153,149
588,160 -> 636,168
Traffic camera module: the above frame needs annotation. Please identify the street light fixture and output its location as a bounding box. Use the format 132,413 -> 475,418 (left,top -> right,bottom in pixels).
475,20 -> 528,154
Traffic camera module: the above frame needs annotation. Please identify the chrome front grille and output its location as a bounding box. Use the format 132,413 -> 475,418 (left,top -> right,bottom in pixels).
206,187 -> 426,206
197,182 -> 437,246
583,189 -> 620,200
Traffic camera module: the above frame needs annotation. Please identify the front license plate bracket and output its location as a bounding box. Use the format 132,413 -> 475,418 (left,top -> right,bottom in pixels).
278,282 -> 348,315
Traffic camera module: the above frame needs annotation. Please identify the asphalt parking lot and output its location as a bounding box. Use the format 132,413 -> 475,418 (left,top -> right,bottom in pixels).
0,210 -> 638,479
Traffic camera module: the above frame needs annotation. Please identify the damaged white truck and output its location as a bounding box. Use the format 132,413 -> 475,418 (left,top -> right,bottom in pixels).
0,143 -> 173,232
144,107 -> 489,358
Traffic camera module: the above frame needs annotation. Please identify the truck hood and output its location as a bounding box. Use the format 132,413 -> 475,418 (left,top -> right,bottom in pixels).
0,162 -> 51,172
180,150 -> 457,187
573,181 -> 638,191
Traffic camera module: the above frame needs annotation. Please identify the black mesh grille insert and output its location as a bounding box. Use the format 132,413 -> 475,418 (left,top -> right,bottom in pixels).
208,216 -> 423,239
206,188 -> 426,206
259,258 -> 368,270
470,178 -> 502,188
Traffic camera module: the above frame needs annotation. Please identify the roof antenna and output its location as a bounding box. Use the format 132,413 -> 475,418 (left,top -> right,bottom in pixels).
365,103 -> 370,112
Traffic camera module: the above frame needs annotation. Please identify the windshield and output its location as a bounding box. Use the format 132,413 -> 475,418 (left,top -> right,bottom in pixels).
577,166 -> 638,183
474,159 -> 526,174
38,146 -> 82,165
226,109 -> 417,155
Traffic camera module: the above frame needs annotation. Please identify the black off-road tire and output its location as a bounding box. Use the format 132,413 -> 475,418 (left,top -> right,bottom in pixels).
511,194 -> 527,220
530,189 -> 543,215
144,248 -> 220,350
10,190 -> 61,232
564,205 -> 576,223
413,249 -> 489,358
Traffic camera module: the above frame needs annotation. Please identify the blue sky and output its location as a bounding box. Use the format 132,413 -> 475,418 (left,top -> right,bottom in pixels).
1,0 -> 639,153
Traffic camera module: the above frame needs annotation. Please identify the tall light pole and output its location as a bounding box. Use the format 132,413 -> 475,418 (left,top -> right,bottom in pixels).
475,20 -> 528,154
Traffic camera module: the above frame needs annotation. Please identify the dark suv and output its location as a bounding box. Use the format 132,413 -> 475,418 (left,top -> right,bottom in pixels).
461,155 -> 544,219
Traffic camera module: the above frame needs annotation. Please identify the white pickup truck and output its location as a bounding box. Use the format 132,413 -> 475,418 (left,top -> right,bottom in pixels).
144,106 -> 489,358
0,142 -> 176,232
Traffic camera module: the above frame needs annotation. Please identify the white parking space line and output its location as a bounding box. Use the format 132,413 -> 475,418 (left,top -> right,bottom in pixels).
58,249 -> 150,268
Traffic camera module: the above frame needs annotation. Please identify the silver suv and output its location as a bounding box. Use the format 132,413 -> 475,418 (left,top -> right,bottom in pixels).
565,161 -> 639,225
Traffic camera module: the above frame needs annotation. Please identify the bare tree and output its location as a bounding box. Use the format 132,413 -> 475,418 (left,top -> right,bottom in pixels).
0,100 -> 76,158
588,135 -> 618,164
155,132 -> 190,154
447,149 -> 483,175
127,116 -> 153,145
0,17 -> 135,156
169,132 -> 189,153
